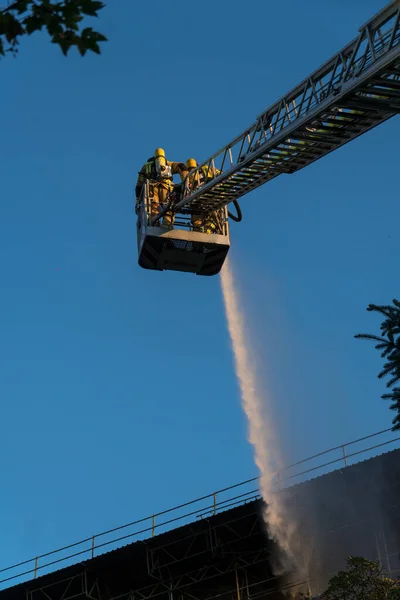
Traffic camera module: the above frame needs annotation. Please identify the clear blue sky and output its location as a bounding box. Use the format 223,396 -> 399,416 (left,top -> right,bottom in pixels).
0,0 -> 398,578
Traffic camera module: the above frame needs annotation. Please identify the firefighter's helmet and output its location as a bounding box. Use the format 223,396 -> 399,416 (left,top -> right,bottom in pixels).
186,158 -> 197,169
155,148 -> 166,159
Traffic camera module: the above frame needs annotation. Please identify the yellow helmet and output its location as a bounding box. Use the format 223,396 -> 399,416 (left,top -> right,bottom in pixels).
154,148 -> 165,159
186,158 -> 197,169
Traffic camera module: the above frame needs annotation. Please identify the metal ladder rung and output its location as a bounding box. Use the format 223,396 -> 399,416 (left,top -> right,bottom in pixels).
377,68 -> 400,78
299,132 -> 346,144
269,146 -> 296,153
288,148 -> 324,160
214,187 -> 240,194
321,122 -> 364,134
371,78 -> 400,90
241,166 -> 266,173
238,170 -> 267,178
360,87 -> 400,98
326,111 -> 368,121
290,150 -> 325,161
228,176 -> 258,184
206,191 -> 231,197
254,158 -> 277,164
290,136 -> 334,149
232,176 -> 260,183
344,98 -> 400,112
214,181 -> 242,191
324,116 -> 371,128
213,181 -> 241,195
268,147 -> 296,154
309,123 -> 351,133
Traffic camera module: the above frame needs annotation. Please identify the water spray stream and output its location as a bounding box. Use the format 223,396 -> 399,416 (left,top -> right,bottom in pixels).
220,257 -> 298,572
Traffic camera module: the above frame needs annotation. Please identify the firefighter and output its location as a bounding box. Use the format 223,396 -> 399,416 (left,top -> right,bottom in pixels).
185,158 -> 221,234
135,149 -> 188,228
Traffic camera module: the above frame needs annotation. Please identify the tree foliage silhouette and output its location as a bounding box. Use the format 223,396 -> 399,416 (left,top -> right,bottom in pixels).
320,556 -> 400,600
355,299 -> 400,431
0,0 -> 107,57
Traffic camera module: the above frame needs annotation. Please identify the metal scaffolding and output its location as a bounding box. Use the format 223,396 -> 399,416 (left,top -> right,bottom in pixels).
19,503 -> 303,600
175,0 -> 400,214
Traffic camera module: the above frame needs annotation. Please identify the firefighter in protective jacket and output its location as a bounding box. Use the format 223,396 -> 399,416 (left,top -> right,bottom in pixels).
135,148 -> 188,228
186,158 -> 221,234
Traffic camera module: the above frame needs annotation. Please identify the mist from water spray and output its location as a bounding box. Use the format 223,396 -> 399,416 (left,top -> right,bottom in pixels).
220,257 -> 299,571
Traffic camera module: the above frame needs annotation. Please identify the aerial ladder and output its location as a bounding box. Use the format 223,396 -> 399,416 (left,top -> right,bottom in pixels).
136,0 -> 400,276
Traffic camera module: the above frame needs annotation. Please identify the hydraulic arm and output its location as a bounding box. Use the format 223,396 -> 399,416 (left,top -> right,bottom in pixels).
175,0 -> 400,215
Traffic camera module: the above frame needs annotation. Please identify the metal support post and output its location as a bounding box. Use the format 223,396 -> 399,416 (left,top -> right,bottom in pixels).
341,445 -> 348,467
244,570 -> 250,600
235,568 -> 241,600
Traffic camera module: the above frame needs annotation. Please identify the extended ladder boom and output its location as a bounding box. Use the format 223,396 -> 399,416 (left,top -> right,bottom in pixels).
175,0 -> 400,214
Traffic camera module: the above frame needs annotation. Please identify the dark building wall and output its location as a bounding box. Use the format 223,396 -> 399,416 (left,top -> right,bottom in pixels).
281,449 -> 400,595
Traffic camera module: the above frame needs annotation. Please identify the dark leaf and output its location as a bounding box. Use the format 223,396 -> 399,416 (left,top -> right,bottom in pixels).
79,0 -> 105,17
23,14 -> 45,34
76,37 -> 87,55
88,39 -> 100,53
12,0 -> 31,15
46,17 -> 63,36
58,37 -> 72,55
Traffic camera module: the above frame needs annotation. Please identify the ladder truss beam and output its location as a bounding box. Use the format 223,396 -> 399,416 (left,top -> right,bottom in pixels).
175,1 -> 400,213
